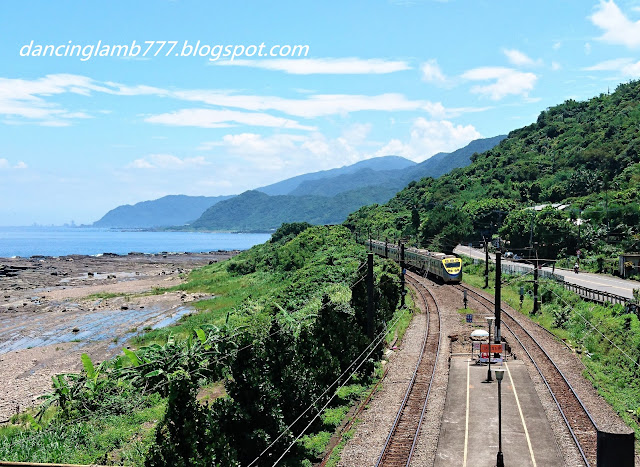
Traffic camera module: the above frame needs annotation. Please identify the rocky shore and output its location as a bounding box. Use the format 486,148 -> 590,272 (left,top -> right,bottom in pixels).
0,250 -> 236,421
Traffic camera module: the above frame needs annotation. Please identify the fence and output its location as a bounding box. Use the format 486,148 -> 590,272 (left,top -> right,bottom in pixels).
559,281 -> 629,306
500,262 -> 564,282
499,262 -> 629,306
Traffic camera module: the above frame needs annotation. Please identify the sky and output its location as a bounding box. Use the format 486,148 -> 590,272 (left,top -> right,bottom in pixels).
1,0 -> 639,225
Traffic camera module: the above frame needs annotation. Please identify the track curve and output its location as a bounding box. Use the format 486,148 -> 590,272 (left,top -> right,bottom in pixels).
375,273 -> 441,466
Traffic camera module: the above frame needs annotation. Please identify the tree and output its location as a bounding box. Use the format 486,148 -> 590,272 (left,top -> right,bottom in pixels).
420,206 -> 473,254
411,208 -> 420,233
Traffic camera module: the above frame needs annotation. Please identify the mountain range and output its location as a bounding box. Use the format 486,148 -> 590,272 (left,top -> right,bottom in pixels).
93,135 -> 506,230
93,195 -> 233,228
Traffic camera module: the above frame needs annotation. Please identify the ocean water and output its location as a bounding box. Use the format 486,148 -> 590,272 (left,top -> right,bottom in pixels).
0,226 -> 271,258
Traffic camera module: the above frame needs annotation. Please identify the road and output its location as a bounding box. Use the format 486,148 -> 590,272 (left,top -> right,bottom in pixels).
454,245 -> 638,300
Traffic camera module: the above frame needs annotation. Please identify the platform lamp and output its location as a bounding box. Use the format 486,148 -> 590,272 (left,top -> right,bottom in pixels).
485,316 -> 495,382
495,368 -> 505,467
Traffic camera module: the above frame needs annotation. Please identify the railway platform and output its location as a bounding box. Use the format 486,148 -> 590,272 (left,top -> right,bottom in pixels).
434,356 -> 563,467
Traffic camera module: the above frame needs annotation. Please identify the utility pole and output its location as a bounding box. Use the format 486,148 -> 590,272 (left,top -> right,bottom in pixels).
368,228 -> 372,251
484,239 -> 489,289
533,259 -> 539,315
384,237 -> 388,258
367,253 -> 374,340
529,214 -> 534,253
495,241 -> 502,344
578,211 -> 581,255
400,242 -> 406,308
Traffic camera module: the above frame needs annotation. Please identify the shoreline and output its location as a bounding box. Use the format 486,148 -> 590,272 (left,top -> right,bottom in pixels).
0,250 -> 236,421
0,227 -> 271,259
0,249 -> 239,261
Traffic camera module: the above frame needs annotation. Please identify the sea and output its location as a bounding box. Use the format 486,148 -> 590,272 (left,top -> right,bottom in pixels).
0,226 -> 271,258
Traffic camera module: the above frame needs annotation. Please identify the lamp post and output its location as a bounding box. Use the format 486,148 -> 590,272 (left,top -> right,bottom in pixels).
485,316 -> 495,382
495,368 -> 505,467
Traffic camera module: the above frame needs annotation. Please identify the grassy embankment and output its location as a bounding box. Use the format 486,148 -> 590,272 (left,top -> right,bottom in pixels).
0,225 -> 411,465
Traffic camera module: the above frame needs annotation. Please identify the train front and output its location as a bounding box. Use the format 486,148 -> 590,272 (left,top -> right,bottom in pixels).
441,256 -> 462,283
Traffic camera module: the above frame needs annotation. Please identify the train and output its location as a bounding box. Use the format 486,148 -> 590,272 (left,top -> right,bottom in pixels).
365,239 -> 462,283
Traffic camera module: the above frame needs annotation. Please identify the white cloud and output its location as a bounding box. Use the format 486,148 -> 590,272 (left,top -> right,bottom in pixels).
216,57 -> 411,74
502,49 -> 542,67
219,133 -> 304,156
422,101 -> 492,119
0,73 -> 490,132
207,129 -> 373,170
462,67 -> 537,100
420,59 -> 449,85
127,154 -> 211,170
128,159 -> 155,169
584,57 -> 640,76
0,158 -> 28,169
551,61 -> 562,71
173,90 -> 429,118
145,108 -> 316,130
552,41 -> 562,50
0,74 -> 155,125
591,0 -> 640,48
196,116 -> 481,176
175,90 -> 490,120
374,118 -> 482,161
340,123 -> 372,145
585,42 -> 592,55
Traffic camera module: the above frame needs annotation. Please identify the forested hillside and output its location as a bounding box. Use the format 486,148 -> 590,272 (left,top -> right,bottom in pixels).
257,155 -> 415,196
346,81 -> 640,268
190,136 -> 506,231
190,187 -> 399,231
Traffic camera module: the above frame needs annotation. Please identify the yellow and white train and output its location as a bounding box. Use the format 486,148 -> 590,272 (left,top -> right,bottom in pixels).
366,239 -> 462,283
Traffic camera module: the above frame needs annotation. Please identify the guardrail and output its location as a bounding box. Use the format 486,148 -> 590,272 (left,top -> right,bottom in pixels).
559,280 -> 629,306
498,262 -> 629,306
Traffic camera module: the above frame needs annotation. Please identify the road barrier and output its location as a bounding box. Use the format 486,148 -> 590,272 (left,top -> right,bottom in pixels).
559,280 -> 629,306
499,263 -> 630,306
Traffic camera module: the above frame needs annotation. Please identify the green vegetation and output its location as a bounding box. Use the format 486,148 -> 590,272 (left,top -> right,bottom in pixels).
2,224 -> 402,465
85,292 -> 125,300
190,187 -> 399,231
463,259 -> 640,440
0,355 -> 166,464
346,80 -> 640,261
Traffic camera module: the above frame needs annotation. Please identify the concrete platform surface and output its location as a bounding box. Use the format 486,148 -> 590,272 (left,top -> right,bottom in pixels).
434,356 -> 563,467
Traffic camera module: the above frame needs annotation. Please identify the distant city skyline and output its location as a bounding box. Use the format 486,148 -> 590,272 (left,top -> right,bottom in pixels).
1,0 -> 638,225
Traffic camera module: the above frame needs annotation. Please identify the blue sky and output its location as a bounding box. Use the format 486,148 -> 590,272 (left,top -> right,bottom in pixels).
1,0 -> 639,225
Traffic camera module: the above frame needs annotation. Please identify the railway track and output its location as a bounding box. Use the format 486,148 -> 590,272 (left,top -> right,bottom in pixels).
375,273 -> 441,466
454,283 -> 598,467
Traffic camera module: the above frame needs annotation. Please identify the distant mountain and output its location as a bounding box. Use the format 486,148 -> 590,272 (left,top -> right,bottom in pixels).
400,135 -> 508,183
190,187 -> 398,231
93,195 -> 233,228
287,135 -> 507,197
188,136 -> 507,231
91,156 -> 412,229
288,168 -> 398,197
93,137 -> 505,230
257,155 -> 415,195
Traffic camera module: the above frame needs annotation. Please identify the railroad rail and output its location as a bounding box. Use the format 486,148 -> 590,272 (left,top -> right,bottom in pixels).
375,273 -> 441,466
454,283 -> 598,467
